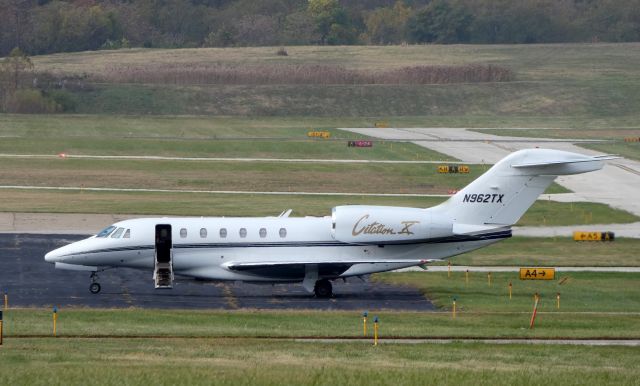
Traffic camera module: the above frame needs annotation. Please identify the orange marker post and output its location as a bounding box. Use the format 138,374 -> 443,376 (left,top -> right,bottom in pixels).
53,306 -> 58,337
529,293 -> 540,329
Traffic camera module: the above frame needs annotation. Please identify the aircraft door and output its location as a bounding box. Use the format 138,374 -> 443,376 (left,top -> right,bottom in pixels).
154,224 -> 174,289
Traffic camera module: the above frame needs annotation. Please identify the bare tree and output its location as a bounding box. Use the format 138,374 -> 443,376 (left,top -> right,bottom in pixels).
1,47 -> 33,91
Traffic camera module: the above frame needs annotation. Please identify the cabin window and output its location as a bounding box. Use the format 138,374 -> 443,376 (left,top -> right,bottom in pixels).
239,228 -> 247,238
96,225 -> 116,238
123,229 -> 131,239
180,228 -> 187,238
279,228 -> 287,238
259,228 -> 267,238
219,228 -> 227,238
200,228 -> 207,238
111,227 -> 125,238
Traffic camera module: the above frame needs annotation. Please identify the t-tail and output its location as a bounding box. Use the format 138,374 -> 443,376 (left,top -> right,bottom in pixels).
434,148 -> 615,233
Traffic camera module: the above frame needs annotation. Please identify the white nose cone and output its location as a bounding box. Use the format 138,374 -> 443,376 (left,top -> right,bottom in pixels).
45,244 -> 74,263
44,247 -> 63,263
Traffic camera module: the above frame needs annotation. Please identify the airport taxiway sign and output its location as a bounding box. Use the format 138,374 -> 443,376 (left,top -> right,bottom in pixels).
519,268 -> 556,280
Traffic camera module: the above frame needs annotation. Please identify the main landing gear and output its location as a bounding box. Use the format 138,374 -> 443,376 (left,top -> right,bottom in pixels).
314,279 -> 333,298
89,272 -> 101,294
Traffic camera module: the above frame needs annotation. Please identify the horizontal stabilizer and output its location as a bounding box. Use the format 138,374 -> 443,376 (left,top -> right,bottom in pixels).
512,154 -> 619,168
452,223 -> 510,235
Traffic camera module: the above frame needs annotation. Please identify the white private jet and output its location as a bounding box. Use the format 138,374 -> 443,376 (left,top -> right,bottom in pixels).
45,149 -> 613,298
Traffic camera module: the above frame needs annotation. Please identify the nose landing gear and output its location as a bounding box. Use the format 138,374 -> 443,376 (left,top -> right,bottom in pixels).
89,272 -> 101,294
314,279 -> 333,298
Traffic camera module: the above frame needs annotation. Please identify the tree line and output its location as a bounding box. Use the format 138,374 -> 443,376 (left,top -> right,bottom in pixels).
1,0 -> 639,56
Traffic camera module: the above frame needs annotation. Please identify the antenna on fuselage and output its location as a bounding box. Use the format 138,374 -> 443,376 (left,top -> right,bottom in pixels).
278,209 -> 293,217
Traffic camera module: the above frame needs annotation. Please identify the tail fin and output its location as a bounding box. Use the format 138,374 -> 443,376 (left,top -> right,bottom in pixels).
435,149 -> 613,227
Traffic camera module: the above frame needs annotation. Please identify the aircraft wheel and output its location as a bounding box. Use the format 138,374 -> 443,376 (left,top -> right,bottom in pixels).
89,282 -> 101,294
314,279 -> 332,298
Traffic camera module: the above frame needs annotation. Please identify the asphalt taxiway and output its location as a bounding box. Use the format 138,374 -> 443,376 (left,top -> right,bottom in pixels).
0,233 -> 435,311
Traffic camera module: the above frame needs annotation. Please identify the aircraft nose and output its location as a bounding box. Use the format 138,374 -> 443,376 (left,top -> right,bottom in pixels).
45,247 -> 65,263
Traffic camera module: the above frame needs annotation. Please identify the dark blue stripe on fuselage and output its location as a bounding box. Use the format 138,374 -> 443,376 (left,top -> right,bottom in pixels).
59,230 -> 511,257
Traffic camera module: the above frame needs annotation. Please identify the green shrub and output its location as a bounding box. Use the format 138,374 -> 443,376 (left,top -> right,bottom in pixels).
45,89 -> 78,112
7,89 -> 61,113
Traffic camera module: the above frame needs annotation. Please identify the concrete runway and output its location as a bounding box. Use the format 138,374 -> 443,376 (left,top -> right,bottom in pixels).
0,233 -> 434,311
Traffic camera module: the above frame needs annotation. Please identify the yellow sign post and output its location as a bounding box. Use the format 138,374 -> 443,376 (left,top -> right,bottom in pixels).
452,297 -> 457,319
508,282 -> 512,300
487,272 -> 492,287
556,293 -> 561,309
519,268 -> 556,280
465,269 -> 469,285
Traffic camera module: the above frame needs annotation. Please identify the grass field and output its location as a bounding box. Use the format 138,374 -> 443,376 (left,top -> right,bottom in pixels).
1,272 -> 640,385
375,272 -> 640,313
17,44 -> 640,126
0,158 -> 499,194
581,142 -> 640,161
449,237 -> 640,266
2,338 -> 638,386
1,273 -> 638,338
472,128 -> 640,161
0,189 -> 633,226
0,138 -> 453,161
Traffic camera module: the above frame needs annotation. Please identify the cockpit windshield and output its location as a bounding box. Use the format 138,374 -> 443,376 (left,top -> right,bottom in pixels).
96,225 -> 117,238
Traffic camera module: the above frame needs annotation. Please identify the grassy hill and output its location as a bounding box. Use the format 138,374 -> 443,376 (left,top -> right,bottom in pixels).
29,44 -> 640,128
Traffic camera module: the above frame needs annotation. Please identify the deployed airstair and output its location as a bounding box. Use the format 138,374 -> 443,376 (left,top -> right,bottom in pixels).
154,224 -> 174,289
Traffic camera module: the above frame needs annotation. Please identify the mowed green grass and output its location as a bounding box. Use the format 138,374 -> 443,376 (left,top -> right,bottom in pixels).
0,114 -> 373,138
0,137 -> 452,161
375,272 -> 640,313
0,157 -> 482,194
2,338 -> 639,386
2,272 -> 639,384
0,189 -> 633,226
2,273 -> 640,338
472,128 -> 640,161
581,142 -> 640,161
450,237 -> 640,266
